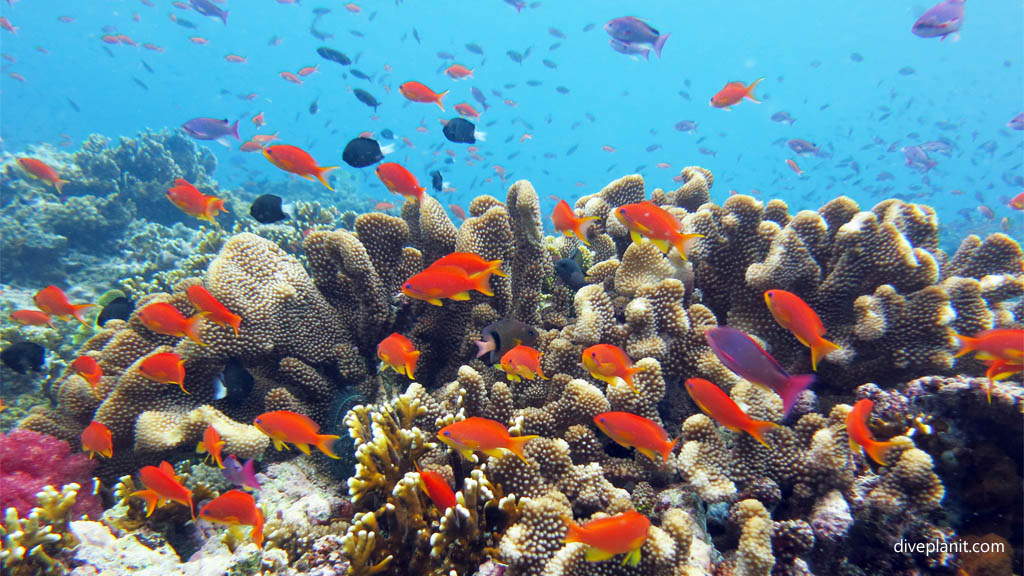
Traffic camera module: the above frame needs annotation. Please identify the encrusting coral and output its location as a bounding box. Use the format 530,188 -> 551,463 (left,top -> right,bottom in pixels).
6,165 -> 1021,575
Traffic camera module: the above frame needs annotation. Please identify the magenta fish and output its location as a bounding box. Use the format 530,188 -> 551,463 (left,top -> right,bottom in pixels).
704,326 -> 815,416
182,117 -> 240,144
912,0 -> 965,41
786,139 -> 819,156
902,145 -> 937,172
605,17 -> 670,58
1007,113 -> 1024,131
222,455 -> 260,491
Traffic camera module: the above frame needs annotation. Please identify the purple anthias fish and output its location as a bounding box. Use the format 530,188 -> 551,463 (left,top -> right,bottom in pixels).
919,140 -> 953,156
902,145 -> 937,172
182,117 -> 240,144
704,326 -> 815,416
674,120 -> 698,133
222,455 -> 260,491
189,0 -> 229,25
471,86 -> 490,111
786,139 -> 819,156
608,38 -> 651,60
771,111 -> 796,126
503,0 -> 526,13
1008,113 -> 1024,131
912,0 -> 965,40
604,17 -> 670,58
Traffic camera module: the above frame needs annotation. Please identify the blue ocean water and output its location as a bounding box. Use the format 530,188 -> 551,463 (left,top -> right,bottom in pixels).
0,0 -> 1021,247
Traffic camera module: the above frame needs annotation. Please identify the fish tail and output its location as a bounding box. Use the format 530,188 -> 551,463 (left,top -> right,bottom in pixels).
206,198 -> 227,223
252,507 -> 264,548
488,259 -> 509,278
230,119 -> 240,141
54,179 -> 70,195
562,515 -> 584,543
182,315 -> 207,346
573,216 -> 599,245
745,78 -> 764,103
952,333 -> 975,357
314,165 -> 338,191
652,33 -> 670,58
70,303 -> 96,326
406,350 -> 420,379
810,337 -> 841,371
130,489 -> 159,517
475,339 -> 494,359
779,374 -> 816,416
864,439 -> 900,466
622,368 -> 640,394
671,232 -> 704,261
506,434 -> 539,463
315,434 -> 342,459
226,312 -> 242,336
661,437 -> 679,463
471,271 -> 494,297
745,420 -> 782,449
221,11 -> 229,25
436,90 -> 449,111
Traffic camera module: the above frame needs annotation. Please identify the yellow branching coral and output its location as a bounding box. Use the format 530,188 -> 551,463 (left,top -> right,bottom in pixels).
0,483 -> 84,576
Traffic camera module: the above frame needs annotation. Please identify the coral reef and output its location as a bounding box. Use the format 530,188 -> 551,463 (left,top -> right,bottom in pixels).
4,164 -> 1022,575
0,430 -> 101,519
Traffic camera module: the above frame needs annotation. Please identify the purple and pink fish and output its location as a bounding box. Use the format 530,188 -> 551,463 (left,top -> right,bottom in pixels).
912,0 -> 965,41
222,455 -> 260,491
605,17 -> 670,60
704,326 -> 815,416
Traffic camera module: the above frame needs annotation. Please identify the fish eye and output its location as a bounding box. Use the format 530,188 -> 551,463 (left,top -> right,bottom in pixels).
404,283 -> 413,289
598,417 -> 606,424
443,430 -> 451,437
618,207 -> 626,213
255,418 -> 261,424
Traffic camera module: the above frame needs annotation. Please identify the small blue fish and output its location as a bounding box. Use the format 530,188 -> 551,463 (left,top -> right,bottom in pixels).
189,0 -> 228,25
222,455 -> 261,491
604,17 -> 670,58
704,326 -> 815,416
912,0 -> 965,41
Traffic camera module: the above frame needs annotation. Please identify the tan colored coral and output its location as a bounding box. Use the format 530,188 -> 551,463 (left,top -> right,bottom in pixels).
677,414 -> 736,503
615,242 -> 675,297
731,499 -> 775,576
134,404 -> 267,457
572,284 -> 614,346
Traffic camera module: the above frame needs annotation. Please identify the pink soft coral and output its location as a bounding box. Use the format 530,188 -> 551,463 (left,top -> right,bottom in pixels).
0,429 -> 101,519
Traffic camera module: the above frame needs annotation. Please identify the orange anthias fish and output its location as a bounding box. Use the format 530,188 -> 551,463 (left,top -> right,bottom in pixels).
497,344 -> 547,382
71,356 -> 103,389
614,202 -> 703,259
764,289 -> 840,371
8,309 -> 54,327
454,103 -> 480,119
377,332 -> 420,379
401,266 -> 493,306
17,158 -> 70,193
444,64 -> 474,79
846,399 -> 901,466
1009,190 -> 1024,210
197,424 -> 226,468
981,357 -> 1023,402
200,490 -> 264,548
254,410 -> 340,458
953,328 -> 1024,362
684,378 -> 781,448
375,162 -> 425,202
186,285 -> 241,335
582,344 -> 639,393
166,179 -> 228,225
710,78 -> 764,110
81,421 -> 113,459
563,510 -> 650,566
594,412 -> 677,464
415,462 -> 457,511
427,253 -> 507,281
34,286 -> 94,326
138,302 -> 205,345
437,417 -> 538,463
138,352 -> 189,394
399,81 -> 449,111
263,144 -> 338,191
131,461 -> 195,518
552,199 -> 599,246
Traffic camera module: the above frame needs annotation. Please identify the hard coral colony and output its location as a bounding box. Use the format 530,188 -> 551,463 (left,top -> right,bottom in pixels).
0,3 -> 1021,576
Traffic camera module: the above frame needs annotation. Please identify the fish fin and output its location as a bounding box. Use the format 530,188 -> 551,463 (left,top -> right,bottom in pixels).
182,315 -> 207,346
227,312 -> 242,336
662,437 -> 679,463
629,230 -> 644,245
160,461 -> 176,476
505,434 -> 539,463
621,371 -> 639,394
475,339 -> 495,358
70,303 -> 96,326
197,441 -> 207,454
778,373 -> 815,416
427,298 -> 444,306
745,77 -> 764,103
562,516 -> 584,543
585,547 -> 617,562
449,291 -> 472,301
652,33 -> 670,58
130,489 -> 159,516
671,233 -> 704,261
314,165 -> 338,191
745,420 -> 782,449
252,507 -> 264,548
295,443 -> 312,455
863,438 -> 904,467
506,373 -> 522,382
471,272 -> 494,296
272,438 -> 289,451
488,259 -> 509,277
637,447 -> 659,463
650,238 -> 671,253
624,547 -> 642,567
810,337 -> 841,371
315,434 -> 341,459
405,351 -> 420,379
230,119 -> 240,141
952,333 -> 975,357
54,179 -> 70,195
435,90 -> 448,111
